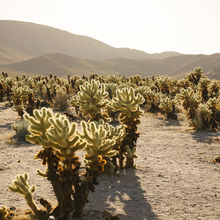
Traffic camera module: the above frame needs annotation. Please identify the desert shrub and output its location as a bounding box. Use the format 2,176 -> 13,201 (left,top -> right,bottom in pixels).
11,119 -> 30,142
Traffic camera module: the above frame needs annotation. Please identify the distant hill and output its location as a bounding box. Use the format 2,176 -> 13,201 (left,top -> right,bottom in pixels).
0,47 -> 31,65
0,20 -> 219,79
0,20 -> 179,64
1,53 -> 220,79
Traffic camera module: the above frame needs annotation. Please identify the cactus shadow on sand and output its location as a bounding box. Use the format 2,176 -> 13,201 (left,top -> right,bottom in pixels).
190,130 -> 220,143
87,168 -> 158,220
0,122 -> 13,129
163,118 -> 180,127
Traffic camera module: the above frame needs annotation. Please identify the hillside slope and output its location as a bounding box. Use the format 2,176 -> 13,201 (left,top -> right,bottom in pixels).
1,53 -> 220,79
0,20 -> 170,63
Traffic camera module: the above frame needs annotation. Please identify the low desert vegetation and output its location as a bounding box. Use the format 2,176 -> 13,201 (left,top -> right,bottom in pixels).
0,67 -> 220,219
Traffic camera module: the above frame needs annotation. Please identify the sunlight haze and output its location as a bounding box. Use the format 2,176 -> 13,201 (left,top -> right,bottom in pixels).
1,0 -> 220,54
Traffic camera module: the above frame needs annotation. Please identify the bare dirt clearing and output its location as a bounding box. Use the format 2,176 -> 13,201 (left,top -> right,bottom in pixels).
0,103 -> 220,220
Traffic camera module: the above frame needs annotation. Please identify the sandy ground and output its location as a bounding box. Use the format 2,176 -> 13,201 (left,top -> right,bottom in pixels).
0,103 -> 220,220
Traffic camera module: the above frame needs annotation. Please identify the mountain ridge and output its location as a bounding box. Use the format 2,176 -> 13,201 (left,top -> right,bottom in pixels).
0,20 -> 181,65
1,53 -> 220,79
0,20 -> 219,79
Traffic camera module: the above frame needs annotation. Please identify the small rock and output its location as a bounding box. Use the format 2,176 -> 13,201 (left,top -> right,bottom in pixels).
10,206 -> 16,211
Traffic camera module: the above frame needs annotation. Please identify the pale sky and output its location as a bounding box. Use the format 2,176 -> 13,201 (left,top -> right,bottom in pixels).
1,0 -> 220,54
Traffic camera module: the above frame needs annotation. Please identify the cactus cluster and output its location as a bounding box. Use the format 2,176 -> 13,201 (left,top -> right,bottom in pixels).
9,107 -> 123,219
1,67 -> 220,219
178,69 -> 220,130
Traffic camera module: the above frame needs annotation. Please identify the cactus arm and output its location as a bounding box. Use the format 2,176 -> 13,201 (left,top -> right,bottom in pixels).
8,174 -> 39,216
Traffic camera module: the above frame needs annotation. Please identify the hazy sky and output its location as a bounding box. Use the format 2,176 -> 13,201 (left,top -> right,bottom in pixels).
1,0 -> 220,54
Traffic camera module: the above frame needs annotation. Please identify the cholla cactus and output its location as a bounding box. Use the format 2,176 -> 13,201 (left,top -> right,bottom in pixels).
111,87 -> 144,125
145,88 -> 161,112
154,76 -> 171,94
208,80 -> 220,98
8,107 -> 122,219
80,119 -> 126,172
178,87 -> 200,121
79,121 -> 118,172
124,145 -> 137,168
206,97 -> 220,130
8,174 -> 40,217
0,76 -> 14,103
53,85 -> 69,111
159,96 -> 177,119
0,206 -> 10,220
111,87 -> 144,168
68,80 -> 109,121
11,84 -> 32,105
105,82 -> 118,99
179,88 -> 219,130
11,84 -> 33,118
129,75 -> 142,86
134,86 -> 148,103
24,108 -> 86,158
106,74 -> 121,84
192,103 -> 212,130
197,77 -> 210,103
185,67 -> 203,86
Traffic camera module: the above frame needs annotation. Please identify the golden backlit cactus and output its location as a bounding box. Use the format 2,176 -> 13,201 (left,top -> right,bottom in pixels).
24,107 -> 53,145
92,119 -> 126,172
197,77 -> 210,103
145,88 -> 161,112
154,76 -> 171,94
11,83 -> 33,118
111,87 -> 144,168
159,96 -> 177,119
52,85 -> 69,111
178,87 -> 200,121
192,103 -> 212,130
8,174 -> 39,216
24,107 -> 86,158
185,67 -> 203,86
208,80 -> 220,98
0,206 -> 10,220
69,80 -> 109,121
111,87 -> 144,125
9,107 -> 122,219
79,121 -> 117,160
